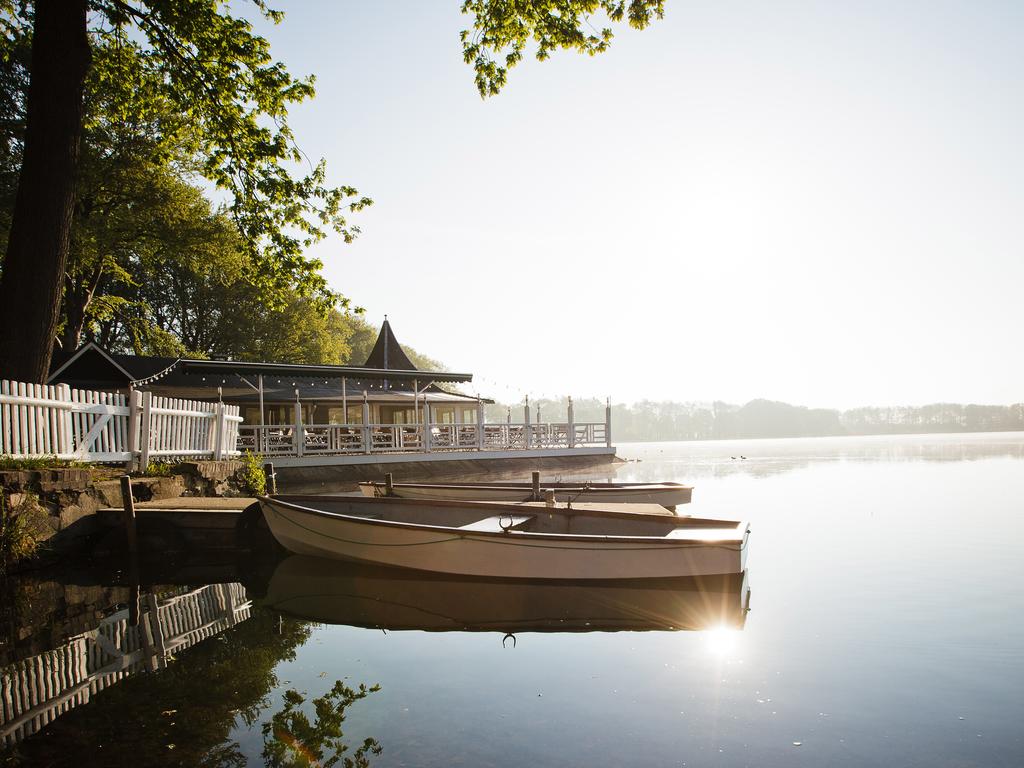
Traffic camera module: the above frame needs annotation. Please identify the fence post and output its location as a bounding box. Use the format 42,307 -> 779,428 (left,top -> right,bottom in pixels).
567,396 -> 575,449
423,402 -> 432,453
140,392 -> 152,470
55,383 -> 72,459
213,402 -> 225,461
125,389 -> 141,470
477,398 -> 485,450
293,400 -> 304,458
524,397 -> 531,449
362,392 -> 371,453
605,397 -> 612,448
264,462 -> 277,495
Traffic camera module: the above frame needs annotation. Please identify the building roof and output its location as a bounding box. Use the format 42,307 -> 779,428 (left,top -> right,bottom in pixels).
48,321 -> 473,393
363,318 -> 418,371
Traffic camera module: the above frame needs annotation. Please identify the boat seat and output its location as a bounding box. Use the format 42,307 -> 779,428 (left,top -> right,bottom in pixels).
458,514 -> 534,532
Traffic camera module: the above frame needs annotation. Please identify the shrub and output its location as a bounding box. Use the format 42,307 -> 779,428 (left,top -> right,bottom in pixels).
240,452 -> 267,496
0,491 -> 50,570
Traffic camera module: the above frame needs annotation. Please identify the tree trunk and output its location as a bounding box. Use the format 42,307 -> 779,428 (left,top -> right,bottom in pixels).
0,0 -> 90,383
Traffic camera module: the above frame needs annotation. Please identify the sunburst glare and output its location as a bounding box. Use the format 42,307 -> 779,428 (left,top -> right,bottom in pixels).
703,625 -> 742,658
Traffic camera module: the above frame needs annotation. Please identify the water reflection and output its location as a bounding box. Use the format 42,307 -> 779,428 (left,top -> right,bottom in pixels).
259,556 -> 750,635
524,432 -> 1024,485
0,572 -> 382,767
0,582 -> 250,748
263,681 -> 382,768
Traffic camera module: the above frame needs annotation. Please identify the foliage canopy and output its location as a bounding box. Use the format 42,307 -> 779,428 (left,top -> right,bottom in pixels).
461,0 -> 665,96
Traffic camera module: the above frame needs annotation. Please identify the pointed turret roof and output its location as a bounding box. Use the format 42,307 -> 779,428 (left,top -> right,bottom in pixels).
363,318 -> 418,371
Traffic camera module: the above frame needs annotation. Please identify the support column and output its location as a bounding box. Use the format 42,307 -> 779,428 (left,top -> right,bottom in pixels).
362,391 -> 371,453
423,402 -> 432,453
605,396 -> 612,448
567,396 -> 575,449
257,374 -> 265,453
523,396 -> 531,449
293,391 -> 304,458
257,375 -> 265,427
476,397 -> 485,450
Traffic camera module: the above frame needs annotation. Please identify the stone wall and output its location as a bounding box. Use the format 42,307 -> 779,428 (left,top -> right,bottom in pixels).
0,461 -> 250,562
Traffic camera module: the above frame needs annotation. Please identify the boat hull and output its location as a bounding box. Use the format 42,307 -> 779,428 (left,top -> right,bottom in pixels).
258,497 -> 748,580
359,481 -> 693,508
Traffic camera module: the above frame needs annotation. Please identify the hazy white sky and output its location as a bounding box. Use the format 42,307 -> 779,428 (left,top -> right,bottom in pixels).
250,1 -> 1022,408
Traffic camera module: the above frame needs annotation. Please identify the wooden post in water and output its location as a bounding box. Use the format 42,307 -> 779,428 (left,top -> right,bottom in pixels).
384,472 -> 394,496
531,470 -> 541,501
119,475 -> 138,556
120,474 -> 141,626
264,462 -> 277,495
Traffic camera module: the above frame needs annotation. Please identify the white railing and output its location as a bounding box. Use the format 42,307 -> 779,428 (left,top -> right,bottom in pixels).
0,379 -> 242,465
0,583 -> 250,747
236,420 -> 610,458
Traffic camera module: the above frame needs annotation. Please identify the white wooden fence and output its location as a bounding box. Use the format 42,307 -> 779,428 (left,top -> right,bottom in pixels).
0,582 -> 251,747
0,380 -> 241,465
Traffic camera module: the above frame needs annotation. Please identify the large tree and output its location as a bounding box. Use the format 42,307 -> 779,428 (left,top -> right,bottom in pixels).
0,0 -> 664,382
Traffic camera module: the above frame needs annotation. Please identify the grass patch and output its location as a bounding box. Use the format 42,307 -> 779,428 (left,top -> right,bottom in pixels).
0,455 -> 86,471
144,461 -> 180,477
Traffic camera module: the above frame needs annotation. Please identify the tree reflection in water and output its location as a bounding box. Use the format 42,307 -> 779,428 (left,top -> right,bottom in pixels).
262,681 -> 382,768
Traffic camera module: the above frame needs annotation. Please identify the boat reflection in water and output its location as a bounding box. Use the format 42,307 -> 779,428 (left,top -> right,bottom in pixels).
261,555 -> 751,634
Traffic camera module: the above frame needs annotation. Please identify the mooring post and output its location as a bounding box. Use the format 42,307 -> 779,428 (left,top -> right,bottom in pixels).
119,475 -> 139,557
385,472 -> 394,496
120,474 -> 141,626
531,470 -> 541,501
264,462 -> 277,495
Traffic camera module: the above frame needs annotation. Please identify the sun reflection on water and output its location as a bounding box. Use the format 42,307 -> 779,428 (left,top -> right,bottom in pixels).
703,625 -> 742,658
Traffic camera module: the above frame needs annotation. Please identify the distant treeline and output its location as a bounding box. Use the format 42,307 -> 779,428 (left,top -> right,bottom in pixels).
483,398 -> 1024,441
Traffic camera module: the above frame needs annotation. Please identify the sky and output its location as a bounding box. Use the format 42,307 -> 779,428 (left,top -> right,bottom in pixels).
246,1 -> 1023,409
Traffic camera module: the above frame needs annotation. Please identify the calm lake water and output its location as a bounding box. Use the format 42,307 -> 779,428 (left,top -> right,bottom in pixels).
3,432 -> 1023,766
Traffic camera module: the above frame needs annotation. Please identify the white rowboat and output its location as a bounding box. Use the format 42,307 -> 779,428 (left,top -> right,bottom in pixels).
358,480 -> 693,509
258,495 -> 749,580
